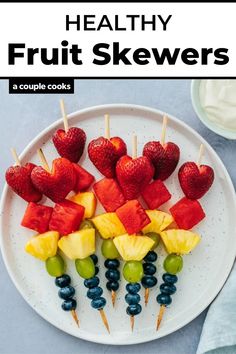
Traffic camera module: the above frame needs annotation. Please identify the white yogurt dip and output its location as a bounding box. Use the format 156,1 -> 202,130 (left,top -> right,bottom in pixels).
199,80 -> 236,131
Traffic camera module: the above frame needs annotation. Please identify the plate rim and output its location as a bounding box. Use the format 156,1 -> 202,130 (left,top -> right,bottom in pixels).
1,103 -> 236,345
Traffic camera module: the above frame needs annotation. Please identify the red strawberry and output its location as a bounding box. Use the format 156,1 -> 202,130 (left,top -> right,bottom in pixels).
143,141 -> 180,180
116,155 -> 154,200
31,158 -> 76,203
52,127 -> 86,163
178,162 -> 214,199
5,163 -> 42,202
73,163 -> 94,192
88,136 -> 127,178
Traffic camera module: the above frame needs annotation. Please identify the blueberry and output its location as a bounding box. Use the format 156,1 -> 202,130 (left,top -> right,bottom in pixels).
55,274 -> 71,288
160,283 -> 176,295
91,297 -> 106,310
143,263 -> 156,275
125,293 -> 141,305
104,259 -> 120,269
126,283 -> 141,294
58,285 -> 75,300
106,280 -> 119,292
84,276 -> 100,288
87,286 -> 103,299
105,269 -> 120,281
90,254 -> 98,265
141,275 -> 157,288
61,298 -> 77,311
156,293 -> 172,306
162,273 -> 178,284
144,251 -> 157,263
95,266 -> 99,275
126,304 -> 142,316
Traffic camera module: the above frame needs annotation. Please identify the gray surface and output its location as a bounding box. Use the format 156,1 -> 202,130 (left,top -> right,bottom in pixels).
0,79 -> 235,354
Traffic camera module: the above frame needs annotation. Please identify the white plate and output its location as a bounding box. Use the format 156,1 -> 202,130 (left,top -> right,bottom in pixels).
1,104 -> 236,345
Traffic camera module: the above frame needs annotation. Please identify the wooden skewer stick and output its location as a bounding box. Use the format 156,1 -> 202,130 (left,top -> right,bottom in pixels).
104,114 -> 110,139
130,315 -> 134,331
99,309 -> 110,333
132,135 -> 137,159
111,290 -> 116,307
156,305 -> 166,330
71,309 -> 80,327
144,288 -> 149,306
37,148 -> 50,172
10,148 -> 21,166
60,99 -> 69,133
197,144 -> 204,167
160,115 -> 168,146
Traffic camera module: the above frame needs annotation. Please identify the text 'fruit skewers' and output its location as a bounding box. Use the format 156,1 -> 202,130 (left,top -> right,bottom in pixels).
58,220 -> 110,333
25,231 -> 79,326
53,99 -> 86,163
143,116 -> 180,181
88,114 -> 127,178
156,229 -> 201,330
141,210 -> 174,305
5,148 -> 42,202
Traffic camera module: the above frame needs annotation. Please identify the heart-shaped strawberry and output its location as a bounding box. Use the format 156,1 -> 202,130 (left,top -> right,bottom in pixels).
52,127 -> 86,163
116,155 -> 154,200
31,158 -> 76,203
178,162 -> 214,199
5,163 -> 42,202
88,136 -> 127,178
143,141 -> 180,180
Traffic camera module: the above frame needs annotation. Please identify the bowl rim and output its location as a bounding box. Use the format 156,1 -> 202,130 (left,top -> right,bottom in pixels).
191,79 -> 236,140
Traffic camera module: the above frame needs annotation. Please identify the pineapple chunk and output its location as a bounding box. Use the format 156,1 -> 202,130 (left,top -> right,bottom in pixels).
113,234 -> 154,261
25,231 -> 59,261
58,228 -> 95,259
92,212 -> 126,239
70,192 -> 97,219
160,229 -> 201,255
142,210 -> 173,234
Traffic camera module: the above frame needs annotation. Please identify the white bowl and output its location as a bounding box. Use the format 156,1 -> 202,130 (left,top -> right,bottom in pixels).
191,80 -> 236,140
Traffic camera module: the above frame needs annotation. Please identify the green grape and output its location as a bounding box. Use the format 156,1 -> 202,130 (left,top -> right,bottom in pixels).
75,257 -> 95,279
101,239 -> 120,259
45,254 -> 65,277
146,232 -> 160,250
123,261 -> 144,283
80,220 -> 94,230
164,253 -> 183,275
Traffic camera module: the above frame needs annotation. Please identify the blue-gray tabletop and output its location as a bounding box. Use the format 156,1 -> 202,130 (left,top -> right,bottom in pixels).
0,79 -> 235,354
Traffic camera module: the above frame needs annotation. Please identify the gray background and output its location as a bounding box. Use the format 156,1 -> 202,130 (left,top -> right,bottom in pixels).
0,80 -> 235,354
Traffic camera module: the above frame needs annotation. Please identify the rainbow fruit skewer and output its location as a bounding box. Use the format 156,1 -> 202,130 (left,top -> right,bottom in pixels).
156,145 -> 205,329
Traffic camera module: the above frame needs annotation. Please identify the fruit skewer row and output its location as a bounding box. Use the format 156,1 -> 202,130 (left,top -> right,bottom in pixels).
156,144 -> 214,329
90,114 -> 127,306
140,117 -> 179,305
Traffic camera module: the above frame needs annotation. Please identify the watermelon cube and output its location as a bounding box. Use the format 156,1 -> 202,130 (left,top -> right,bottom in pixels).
93,178 -> 125,212
141,179 -> 171,209
73,163 -> 94,192
21,202 -> 53,233
49,200 -> 85,236
116,200 -> 150,234
170,197 -> 205,230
